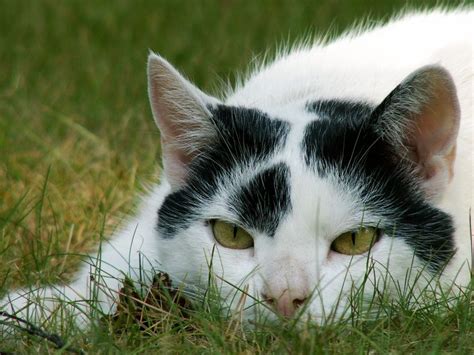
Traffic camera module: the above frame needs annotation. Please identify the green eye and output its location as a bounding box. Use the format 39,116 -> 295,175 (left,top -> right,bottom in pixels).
211,220 -> 254,249
331,227 -> 380,255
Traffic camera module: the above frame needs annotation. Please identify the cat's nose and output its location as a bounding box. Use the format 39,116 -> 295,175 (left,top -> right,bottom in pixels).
261,290 -> 309,318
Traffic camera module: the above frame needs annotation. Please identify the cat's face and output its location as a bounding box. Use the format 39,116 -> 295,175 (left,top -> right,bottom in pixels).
148,54 -> 460,322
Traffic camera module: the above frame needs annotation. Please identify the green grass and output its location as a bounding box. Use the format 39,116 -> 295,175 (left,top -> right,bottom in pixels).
0,0 -> 472,352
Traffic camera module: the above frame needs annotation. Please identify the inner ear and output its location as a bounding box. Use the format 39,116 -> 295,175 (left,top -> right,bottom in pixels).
147,52 -> 221,189
407,81 -> 459,180
372,65 -> 460,201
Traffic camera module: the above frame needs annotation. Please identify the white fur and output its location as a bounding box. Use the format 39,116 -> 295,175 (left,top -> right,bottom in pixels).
2,9 -> 472,327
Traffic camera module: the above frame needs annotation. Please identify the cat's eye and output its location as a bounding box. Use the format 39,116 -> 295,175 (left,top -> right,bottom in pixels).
331,227 -> 380,255
211,220 -> 254,249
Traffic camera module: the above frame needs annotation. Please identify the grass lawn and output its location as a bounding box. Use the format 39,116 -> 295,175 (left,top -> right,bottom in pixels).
0,0 -> 472,352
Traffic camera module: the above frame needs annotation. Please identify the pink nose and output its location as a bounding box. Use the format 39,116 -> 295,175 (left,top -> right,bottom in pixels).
262,290 -> 308,318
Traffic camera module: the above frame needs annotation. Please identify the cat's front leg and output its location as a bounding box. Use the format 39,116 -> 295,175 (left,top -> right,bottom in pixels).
0,251 -> 127,330
1,215 -> 161,330
1,273 -> 95,330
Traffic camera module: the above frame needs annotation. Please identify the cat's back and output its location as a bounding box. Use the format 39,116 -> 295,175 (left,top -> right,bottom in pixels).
227,9 -> 473,111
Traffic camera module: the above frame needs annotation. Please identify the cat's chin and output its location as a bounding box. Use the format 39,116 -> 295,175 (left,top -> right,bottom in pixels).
235,306 -> 346,328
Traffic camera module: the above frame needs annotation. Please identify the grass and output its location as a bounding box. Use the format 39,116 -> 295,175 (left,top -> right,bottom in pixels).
0,0 -> 472,353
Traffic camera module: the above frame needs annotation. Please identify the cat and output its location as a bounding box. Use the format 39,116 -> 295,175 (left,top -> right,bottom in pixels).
1,8 -> 473,329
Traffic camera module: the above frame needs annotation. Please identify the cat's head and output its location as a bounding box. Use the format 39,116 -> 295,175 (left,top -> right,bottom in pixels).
147,53 -> 461,322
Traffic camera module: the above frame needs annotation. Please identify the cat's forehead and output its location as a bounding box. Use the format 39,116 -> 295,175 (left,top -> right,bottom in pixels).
210,100 -> 380,232
158,101 -> 376,236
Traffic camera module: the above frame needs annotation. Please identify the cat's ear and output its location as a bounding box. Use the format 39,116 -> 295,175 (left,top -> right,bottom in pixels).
147,52 -> 221,189
372,65 -> 460,201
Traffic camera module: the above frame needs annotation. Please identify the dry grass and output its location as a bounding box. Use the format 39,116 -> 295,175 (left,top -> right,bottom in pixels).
0,0 -> 472,352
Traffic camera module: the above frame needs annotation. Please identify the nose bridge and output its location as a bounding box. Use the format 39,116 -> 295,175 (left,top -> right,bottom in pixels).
263,255 -> 309,292
258,214 -> 324,317
260,254 -> 311,317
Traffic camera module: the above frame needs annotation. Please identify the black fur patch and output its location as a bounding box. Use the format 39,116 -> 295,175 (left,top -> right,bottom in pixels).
157,105 -> 290,237
231,163 -> 291,237
307,99 -> 374,126
303,99 -> 455,271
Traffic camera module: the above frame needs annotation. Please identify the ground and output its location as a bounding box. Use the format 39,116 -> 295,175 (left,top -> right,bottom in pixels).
0,0 -> 472,352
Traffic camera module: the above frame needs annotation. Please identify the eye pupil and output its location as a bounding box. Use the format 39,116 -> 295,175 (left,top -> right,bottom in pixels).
233,225 -> 238,239
351,231 -> 356,245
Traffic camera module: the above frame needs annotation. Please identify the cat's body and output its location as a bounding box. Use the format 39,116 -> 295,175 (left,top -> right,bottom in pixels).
2,9 -> 473,327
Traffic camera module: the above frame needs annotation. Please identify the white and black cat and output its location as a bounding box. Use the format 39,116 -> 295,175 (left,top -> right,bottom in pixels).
2,9 -> 473,327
